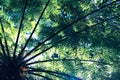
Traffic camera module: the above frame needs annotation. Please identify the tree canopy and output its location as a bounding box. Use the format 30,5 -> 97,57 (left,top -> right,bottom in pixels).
0,0 -> 120,80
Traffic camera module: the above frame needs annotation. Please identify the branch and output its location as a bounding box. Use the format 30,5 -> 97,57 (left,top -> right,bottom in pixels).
27,67 -> 82,80
0,52 -> 4,59
24,76 -> 30,80
75,15 -> 118,34
27,70 -> 69,80
26,58 -> 112,66
23,0 -> 119,59
18,0 -> 50,59
22,15 -> 118,65
27,72 -> 52,80
13,0 -> 28,58
0,37 -> 6,57
20,38 -> 67,65
0,21 -> 10,57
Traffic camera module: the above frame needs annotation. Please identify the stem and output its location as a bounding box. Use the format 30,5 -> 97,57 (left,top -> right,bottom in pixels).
23,0 -> 118,59
13,0 -> 28,58
27,67 -> 82,80
20,38 -> 67,65
26,58 -> 111,66
0,37 -> 6,57
75,16 -> 118,34
27,70 -> 68,80
0,52 -> 4,59
27,72 -> 52,80
18,0 -> 50,59
22,15 -> 117,65
0,21 -> 10,57
24,76 -> 30,80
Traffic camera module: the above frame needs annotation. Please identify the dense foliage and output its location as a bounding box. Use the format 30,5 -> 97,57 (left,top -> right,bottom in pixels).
0,0 -> 120,80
